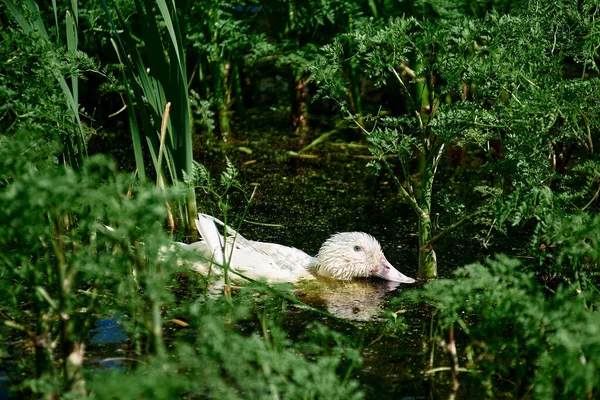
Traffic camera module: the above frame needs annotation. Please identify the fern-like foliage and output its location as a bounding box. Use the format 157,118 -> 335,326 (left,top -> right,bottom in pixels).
406,254 -> 600,398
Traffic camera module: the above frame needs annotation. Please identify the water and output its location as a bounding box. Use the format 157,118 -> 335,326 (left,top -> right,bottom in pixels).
89,317 -> 128,346
86,315 -> 130,373
87,122 -> 497,398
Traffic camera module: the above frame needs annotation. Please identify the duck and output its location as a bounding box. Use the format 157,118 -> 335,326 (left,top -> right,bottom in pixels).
179,214 -> 416,285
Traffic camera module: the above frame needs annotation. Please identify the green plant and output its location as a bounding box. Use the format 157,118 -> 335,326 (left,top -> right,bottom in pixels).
3,0 -> 91,168
314,1 -> 600,280
266,0 -> 364,136
314,16 -> 490,279
0,132 -> 177,396
89,294 -> 363,400
182,0 -> 269,140
407,254 -> 600,398
102,0 -> 198,231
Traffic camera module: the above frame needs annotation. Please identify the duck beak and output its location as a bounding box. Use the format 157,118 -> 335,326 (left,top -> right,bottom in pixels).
372,256 -> 416,283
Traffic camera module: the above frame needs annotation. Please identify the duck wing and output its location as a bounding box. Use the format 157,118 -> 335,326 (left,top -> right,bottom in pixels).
250,242 -> 317,274
192,214 -> 315,282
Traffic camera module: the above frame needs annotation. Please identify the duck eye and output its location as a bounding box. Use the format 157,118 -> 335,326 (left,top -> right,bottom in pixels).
353,246 -> 362,252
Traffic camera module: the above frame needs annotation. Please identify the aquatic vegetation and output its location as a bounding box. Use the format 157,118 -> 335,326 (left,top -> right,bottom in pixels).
4,0 -> 90,168
101,0 -> 198,232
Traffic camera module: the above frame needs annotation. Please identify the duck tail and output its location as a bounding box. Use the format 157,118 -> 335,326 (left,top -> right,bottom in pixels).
195,214 -> 253,266
195,214 -> 225,266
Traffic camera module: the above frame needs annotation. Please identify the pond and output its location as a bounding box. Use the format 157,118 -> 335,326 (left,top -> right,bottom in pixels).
79,113 -> 504,399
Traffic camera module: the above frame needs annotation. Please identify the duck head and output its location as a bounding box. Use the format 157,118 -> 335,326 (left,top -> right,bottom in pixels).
315,232 -> 416,283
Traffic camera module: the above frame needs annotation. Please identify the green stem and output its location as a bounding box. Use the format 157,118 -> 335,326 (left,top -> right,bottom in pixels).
50,211 -> 82,392
420,210 -> 486,251
417,150 -> 438,280
151,301 -> 166,356
418,212 -> 437,280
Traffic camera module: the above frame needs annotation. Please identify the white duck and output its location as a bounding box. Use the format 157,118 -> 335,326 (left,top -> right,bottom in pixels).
180,214 -> 416,284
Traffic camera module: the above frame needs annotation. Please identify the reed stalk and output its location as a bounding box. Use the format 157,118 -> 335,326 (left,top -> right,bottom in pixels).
103,0 -> 198,232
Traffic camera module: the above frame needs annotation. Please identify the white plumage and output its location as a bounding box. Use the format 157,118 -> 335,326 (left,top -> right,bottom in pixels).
180,214 -> 416,284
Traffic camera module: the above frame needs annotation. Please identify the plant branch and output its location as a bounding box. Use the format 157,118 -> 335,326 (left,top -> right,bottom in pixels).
347,110 -> 425,217
380,155 -> 426,217
420,210 -> 486,251
389,65 -> 423,130
581,184 -> 600,212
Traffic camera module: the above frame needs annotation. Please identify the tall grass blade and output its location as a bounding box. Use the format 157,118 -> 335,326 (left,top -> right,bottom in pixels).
102,0 -> 198,231
52,0 -> 59,35
4,0 -> 47,35
70,0 -> 78,25
66,11 -> 78,105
